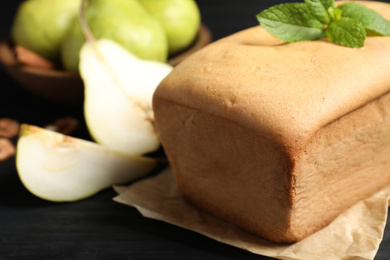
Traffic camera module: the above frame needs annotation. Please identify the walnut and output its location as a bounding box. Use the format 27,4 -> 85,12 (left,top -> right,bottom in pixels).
0,138 -> 16,162
44,116 -> 79,135
0,118 -> 20,138
14,45 -> 56,69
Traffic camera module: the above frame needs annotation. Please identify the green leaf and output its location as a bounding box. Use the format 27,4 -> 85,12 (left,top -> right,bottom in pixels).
257,3 -> 325,42
305,0 -> 335,24
326,17 -> 366,47
333,7 -> 343,20
338,2 -> 390,36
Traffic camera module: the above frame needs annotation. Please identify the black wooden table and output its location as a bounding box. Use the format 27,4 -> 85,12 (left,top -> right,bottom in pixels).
1,1 -> 390,259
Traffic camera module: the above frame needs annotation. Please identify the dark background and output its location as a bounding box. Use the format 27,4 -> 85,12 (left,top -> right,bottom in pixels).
1,0 -> 390,259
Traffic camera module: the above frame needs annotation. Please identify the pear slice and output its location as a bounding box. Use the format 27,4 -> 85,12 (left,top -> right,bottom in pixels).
16,124 -> 158,202
80,38 -> 172,155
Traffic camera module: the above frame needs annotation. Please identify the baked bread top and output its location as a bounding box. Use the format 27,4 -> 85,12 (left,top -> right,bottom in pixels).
154,1 -> 390,157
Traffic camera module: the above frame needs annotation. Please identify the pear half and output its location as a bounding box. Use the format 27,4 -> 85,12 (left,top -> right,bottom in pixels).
80,39 -> 172,155
16,124 -> 157,202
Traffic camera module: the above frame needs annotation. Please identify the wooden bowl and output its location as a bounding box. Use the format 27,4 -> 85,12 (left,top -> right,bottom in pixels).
0,24 -> 212,105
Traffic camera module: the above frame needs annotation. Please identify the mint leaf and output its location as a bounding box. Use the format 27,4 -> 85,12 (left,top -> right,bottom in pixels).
326,17 -> 366,47
332,7 -> 343,20
305,0 -> 334,24
338,2 -> 390,36
257,3 -> 325,42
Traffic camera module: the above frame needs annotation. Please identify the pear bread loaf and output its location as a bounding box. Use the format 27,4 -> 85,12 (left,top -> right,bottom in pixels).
153,1 -> 390,243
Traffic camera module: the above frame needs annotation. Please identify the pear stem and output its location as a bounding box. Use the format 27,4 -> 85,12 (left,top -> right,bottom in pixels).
79,0 -> 95,44
78,0 -> 106,62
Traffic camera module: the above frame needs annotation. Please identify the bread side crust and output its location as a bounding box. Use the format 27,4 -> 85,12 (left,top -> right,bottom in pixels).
289,91 -> 390,241
154,89 -> 390,243
153,97 -> 295,242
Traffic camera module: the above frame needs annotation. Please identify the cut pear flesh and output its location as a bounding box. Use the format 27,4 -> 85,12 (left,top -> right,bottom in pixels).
16,124 -> 158,202
80,38 -> 172,155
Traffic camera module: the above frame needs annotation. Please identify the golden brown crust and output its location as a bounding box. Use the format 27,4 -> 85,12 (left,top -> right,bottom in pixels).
153,1 -> 390,243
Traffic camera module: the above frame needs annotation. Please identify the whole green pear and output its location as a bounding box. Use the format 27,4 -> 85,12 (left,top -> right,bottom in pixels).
61,0 -> 168,72
11,0 -> 81,63
138,0 -> 201,56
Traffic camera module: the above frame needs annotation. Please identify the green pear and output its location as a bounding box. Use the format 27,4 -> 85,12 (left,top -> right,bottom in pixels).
80,38 -> 172,155
61,0 -> 168,72
16,124 -> 157,202
138,0 -> 201,56
61,17 -> 85,72
11,0 -> 81,63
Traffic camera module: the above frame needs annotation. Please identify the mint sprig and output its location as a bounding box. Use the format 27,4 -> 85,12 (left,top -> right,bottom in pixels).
257,0 -> 390,48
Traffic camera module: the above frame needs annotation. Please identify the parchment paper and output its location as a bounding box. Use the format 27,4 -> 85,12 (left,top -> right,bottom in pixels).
113,167 -> 390,260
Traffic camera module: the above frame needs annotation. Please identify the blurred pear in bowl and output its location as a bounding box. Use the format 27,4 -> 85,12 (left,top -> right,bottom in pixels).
0,0 -> 211,104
